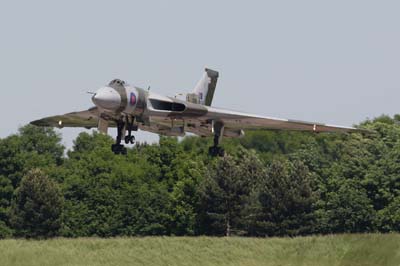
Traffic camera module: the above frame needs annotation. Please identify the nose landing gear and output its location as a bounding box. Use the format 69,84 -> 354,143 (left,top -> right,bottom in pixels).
111,116 -> 137,155
124,116 -> 137,145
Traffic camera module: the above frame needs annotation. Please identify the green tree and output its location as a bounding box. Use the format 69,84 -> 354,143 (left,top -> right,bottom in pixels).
0,175 -> 13,237
237,130 -> 315,162
169,158 -> 205,235
62,132 -> 171,237
199,148 -> 265,236
376,196 -> 400,232
0,125 -> 64,237
10,169 -> 63,238
0,125 -> 64,187
247,159 -> 317,236
361,121 -> 400,211
0,220 -> 12,238
317,179 -> 375,233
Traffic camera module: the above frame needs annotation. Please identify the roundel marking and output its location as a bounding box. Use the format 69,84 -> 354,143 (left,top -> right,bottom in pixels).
130,92 -> 137,106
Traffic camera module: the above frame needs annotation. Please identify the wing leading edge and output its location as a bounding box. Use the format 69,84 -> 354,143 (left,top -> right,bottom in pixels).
204,106 -> 368,134
30,107 -> 102,129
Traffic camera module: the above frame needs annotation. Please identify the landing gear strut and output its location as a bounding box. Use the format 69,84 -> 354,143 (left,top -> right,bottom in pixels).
208,121 -> 225,157
124,116 -> 137,144
111,120 -> 127,155
111,116 -> 137,155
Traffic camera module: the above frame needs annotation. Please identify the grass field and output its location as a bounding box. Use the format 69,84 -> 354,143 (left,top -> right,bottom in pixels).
0,234 -> 399,266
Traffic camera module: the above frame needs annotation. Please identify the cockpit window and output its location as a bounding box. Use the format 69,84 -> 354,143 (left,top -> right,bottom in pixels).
109,79 -> 125,86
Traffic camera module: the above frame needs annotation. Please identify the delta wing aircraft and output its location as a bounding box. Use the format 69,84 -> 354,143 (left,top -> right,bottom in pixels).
31,68 -> 365,156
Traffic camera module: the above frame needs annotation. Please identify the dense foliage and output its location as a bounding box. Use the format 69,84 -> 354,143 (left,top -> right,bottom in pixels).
10,169 -> 63,238
0,115 -> 399,238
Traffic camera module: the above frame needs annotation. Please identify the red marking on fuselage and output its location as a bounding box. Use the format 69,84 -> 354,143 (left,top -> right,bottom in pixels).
130,92 -> 137,105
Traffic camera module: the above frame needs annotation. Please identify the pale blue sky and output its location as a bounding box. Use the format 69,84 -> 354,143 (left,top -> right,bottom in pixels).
1,1 -> 400,148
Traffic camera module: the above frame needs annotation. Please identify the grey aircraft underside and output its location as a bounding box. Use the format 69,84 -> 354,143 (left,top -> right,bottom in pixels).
31,68 -> 366,156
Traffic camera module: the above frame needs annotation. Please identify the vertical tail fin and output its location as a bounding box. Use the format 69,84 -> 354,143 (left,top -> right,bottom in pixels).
186,68 -> 219,106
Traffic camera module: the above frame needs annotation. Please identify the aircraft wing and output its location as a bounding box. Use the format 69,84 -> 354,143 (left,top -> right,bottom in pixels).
30,105 -> 367,135
30,107 -> 103,129
201,106 -> 366,133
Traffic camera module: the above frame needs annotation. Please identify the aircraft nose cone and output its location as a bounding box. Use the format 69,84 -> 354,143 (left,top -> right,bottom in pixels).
92,87 -> 121,110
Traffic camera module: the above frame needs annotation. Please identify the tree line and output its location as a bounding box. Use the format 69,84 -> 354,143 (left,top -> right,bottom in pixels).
0,115 -> 399,238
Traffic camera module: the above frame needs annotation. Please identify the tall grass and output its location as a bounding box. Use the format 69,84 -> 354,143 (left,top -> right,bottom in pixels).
0,234 -> 399,266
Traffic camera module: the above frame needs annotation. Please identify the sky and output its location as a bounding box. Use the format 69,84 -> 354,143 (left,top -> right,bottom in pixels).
1,0 -> 400,149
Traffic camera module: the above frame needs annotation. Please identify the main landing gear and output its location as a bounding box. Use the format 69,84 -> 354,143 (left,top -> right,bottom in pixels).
208,121 -> 225,157
111,116 -> 138,155
208,136 -> 225,157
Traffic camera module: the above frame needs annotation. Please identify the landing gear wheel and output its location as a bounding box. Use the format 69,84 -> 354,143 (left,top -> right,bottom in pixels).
208,146 -> 217,156
218,147 -> 225,157
123,116 -> 137,145
124,135 -> 135,144
208,146 -> 225,157
111,144 -> 127,155
111,119 -> 128,155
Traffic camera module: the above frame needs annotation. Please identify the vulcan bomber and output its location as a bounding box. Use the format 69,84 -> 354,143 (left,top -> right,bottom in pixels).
31,68 -> 365,156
